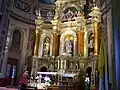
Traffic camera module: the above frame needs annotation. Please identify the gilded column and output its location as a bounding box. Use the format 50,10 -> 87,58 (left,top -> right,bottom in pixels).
33,19 -> 43,56
52,0 -> 64,56
77,30 -> 80,54
55,34 -> 60,56
77,30 -> 84,56
93,21 -> 99,55
89,6 -> 101,55
75,13 -> 85,56
51,19 -> 60,56
34,28 -> 40,56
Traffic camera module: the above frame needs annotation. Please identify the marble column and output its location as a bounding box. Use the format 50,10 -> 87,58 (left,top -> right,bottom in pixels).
56,34 -> 60,56
31,57 -> 38,77
1,25 -> 12,77
51,19 -> 60,56
77,30 -> 84,56
52,32 -> 57,56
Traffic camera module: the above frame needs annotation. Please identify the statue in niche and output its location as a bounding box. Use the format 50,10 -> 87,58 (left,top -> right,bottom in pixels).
75,62 -> 79,69
55,61 -> 58,69
43,37 -> 50,56
65,40 -> 73,54
49,63 -> 54,71
88,33 -> 94,56
70,62 -> 74,69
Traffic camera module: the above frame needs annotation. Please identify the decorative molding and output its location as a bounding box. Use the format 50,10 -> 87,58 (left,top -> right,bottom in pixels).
14,0 -> 31,13
10,11 -> 35,25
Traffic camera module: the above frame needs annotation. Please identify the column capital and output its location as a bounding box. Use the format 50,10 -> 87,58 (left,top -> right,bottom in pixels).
35,19 -> 44,26
89,6 -> 101,23
51,20 -> 59,26
51,20 -> 59,34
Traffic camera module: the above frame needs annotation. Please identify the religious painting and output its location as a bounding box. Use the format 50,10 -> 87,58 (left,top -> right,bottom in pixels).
88,33 -> 94,56
12,30 -> 21,49
42,37 -> 51,56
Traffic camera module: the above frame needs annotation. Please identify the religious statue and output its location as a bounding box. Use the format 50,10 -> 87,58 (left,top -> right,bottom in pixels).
88,33 -> 94,56
49,63 -> 54,71
75,63 -> 79,69
65,40 -> 73,54
43,38 -> 50,56
88,39 -> 94,49
70,62 -> 74,69
35,8 -> 42,19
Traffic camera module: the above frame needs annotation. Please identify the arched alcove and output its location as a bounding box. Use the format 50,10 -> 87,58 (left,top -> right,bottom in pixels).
84,31 -> 94,57
60,30 -> 77,55
10,28 -> 24,50
38,32 -> 53,57
11,30 -> 21,49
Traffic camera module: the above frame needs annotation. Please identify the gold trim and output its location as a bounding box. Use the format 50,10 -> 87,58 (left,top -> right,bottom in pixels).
34,30 -> 40,56
94,21 -> 98,55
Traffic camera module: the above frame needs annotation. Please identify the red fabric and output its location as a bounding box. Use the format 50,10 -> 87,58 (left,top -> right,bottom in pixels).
21,73 -> 29,85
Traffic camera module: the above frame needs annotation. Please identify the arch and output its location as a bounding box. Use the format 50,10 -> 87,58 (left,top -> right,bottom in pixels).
59,30 -> 77,55
40,66 -> 47,72
85,65 -> 92,85
38,31 -> 53,57
85,66 -> 92,75
10,27 -> 24,50
84,30 -> 93,57
12,30 -> 21,49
